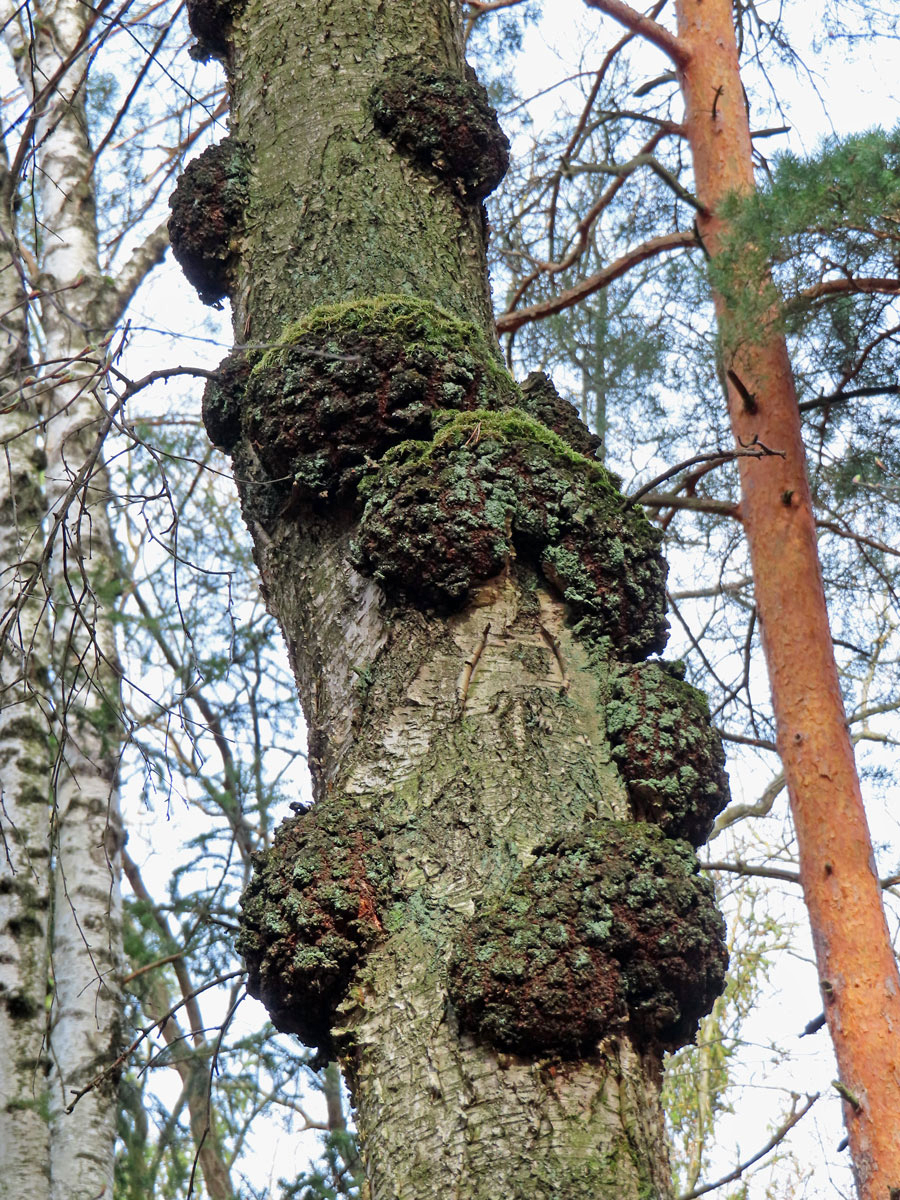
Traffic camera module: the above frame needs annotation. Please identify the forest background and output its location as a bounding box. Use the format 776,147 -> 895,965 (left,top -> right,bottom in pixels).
1,0 -> 899,1197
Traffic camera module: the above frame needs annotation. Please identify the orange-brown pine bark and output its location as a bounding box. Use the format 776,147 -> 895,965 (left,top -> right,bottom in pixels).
586,0 -> 900,1191
673,2 -> 900,1194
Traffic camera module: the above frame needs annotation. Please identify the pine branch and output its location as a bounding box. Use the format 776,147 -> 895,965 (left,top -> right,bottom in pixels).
629,441 -> 785,504
789,276 -> 900,308
636,491 -> 740,518
702,859 -> 799,885
496,230 -> 695,334
582,0 -> 689,67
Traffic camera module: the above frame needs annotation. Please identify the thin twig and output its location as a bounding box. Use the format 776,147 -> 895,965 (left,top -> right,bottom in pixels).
629,442 -> 785,503
677,1094 -> 819,1200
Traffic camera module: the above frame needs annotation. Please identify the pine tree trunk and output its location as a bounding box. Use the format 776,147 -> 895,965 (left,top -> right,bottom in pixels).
178,0 -> 732,1194
673,4 -> 900,1194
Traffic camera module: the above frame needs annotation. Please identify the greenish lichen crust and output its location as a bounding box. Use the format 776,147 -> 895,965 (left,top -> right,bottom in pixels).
353,411 -> 668,658
448,820 -> 727,1057
606,660 -> 730,847
237,804 -> 393,1052
239,295 -> 519,505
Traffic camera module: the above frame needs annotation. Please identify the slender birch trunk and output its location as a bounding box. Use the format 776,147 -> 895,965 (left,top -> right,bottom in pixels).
0,119 -> 53,1200
584,2 -> 900,1193
173,0 -> 731,1193
1,3 -> 130,1195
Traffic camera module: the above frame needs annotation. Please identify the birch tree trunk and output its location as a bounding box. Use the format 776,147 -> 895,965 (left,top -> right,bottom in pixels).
173,0 -> 732,1194
0,118 -> 52,1200
0,1 -> 148,1193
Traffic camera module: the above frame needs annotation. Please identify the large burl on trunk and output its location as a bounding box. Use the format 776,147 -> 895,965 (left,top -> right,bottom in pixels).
172,0 -> 730,1195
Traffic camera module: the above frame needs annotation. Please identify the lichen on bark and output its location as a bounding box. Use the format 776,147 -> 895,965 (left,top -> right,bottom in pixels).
237,801 -> 394,1054
353,410 -> 668,659
448,819 -> 728,1057
606,659 -> 731,846
167,138 -> 248,307
370,64 -> 509,201
229,294 -> 518,509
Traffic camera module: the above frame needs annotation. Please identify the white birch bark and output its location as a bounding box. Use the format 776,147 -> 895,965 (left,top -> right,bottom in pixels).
1,4 -> 130,1195
0,113 -> 53,1200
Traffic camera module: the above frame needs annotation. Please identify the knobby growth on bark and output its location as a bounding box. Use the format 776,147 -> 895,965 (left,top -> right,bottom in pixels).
168,0 -> 737,1194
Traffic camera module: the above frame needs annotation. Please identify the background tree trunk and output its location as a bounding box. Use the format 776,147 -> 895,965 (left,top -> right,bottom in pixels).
585,1 -> 900,1193
0,3 -> 129,1195
0,117 -> 52,1200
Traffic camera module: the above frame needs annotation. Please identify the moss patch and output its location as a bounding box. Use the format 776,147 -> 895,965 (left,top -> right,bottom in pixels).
353,412 -> 668,659
168,138 -> 248,307
370,66 -> 509,202
238,803 -> 394,1053
240,296 -> 518,506
606,660 -> 730,847
448,820 -> 727,1057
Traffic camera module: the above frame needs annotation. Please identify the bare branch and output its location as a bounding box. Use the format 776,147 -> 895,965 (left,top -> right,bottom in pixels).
93,222 -> 170,330
582,0 -> 689,67
65,970 -> 245,1113
676,1094 -> 819,1200
563,152 -> 704,212
629,441 -> 785,504
496,230 -> 695,334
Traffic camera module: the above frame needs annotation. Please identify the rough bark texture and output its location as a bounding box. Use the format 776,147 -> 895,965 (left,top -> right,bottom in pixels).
672,2 -> 900,1193
180,0 -> 732,1195
0,3 -> 127,1197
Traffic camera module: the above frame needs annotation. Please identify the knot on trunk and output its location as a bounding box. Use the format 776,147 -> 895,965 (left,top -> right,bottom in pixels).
448,820 -> 728,1057
607,659 -> 731,847
186,0 -> 244,61
168,138 -> 248,307
518,371 -> 602,459
238,803 -> 394,1054
353,411 -> 668,660
202,351 -> 250,451
234,296 -> 518,514
370,65 -> 509,202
